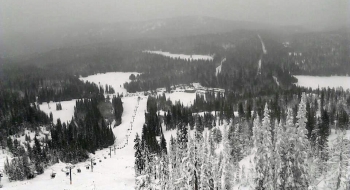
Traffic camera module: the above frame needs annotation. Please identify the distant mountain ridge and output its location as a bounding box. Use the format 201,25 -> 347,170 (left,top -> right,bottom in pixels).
3,16 -> 302,59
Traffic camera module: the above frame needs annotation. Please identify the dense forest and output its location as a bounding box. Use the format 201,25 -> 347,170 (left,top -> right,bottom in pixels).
135,87 -> 350,189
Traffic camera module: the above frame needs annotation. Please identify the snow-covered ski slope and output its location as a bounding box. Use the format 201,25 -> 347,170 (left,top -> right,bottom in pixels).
4,96 -> 147,190
3,72 -> 146,190
143,50 -> 214,61
215,58 -> 226,76
257,34 -> 267,54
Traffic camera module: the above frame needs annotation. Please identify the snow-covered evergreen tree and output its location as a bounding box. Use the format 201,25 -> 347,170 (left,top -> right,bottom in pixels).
254,103 -> 273,189
252,115 -> 261,152
212,153 -> 222,190
326,131 -> 350,190
272,119 -> 282,189
294,93 -> 310,189
284,108 -> 296,189
200,131 -> 210,189
221,125 -> 233,190
159,154 -> 170,189
134,133 -> 144,176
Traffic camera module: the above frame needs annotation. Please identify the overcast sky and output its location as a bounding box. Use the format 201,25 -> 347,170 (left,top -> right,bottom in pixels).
1,0 -> 348,33
0,0 -> 348,58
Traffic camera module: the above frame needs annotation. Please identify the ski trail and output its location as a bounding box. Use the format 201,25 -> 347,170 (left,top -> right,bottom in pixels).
257,34 -> 267,54
257,34 -> 267,75
215,58 -> 226,76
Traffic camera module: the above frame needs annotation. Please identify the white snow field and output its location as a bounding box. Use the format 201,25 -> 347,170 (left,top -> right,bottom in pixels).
143,50 -> 214,61
39,100 -> 77,124
295,75 -> 350,90
162,91 -> 197,106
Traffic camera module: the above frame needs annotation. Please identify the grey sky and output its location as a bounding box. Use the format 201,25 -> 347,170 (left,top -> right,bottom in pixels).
0,0 -> 348,58
1,0 -> 348,33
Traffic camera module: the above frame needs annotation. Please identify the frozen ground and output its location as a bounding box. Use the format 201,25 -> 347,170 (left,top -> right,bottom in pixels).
295,75 -> 350,90
143,50 -> 214,61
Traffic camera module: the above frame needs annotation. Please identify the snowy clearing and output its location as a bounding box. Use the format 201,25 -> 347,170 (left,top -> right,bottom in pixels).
80,72 -> 140,95
143,50 -> 214,61
295,75 -> 350,90
159,91 -> 196,106
39,100 -> 77,124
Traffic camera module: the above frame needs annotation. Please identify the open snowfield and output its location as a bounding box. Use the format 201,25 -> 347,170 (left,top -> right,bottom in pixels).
143,50 -> 214,61
161,91 -> 196,106
39,100 -> 77,124
295,75 -> 350,90
80,72 -> 140,95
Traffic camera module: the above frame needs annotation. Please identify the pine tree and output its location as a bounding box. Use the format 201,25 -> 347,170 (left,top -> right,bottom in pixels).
294,93 -> 310,189
326,131 -> 350,190
33,136 -> 44,174
200,132 -> 210,189
284,108 -> 296,189
134,133 -> 144,175
160,154 -> 170,189
273,120 -> 283,189
254,103 -> 273,189
221,125 -> 233,189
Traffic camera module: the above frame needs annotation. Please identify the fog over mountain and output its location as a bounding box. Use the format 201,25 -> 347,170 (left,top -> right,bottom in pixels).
0,0 -> 348,58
